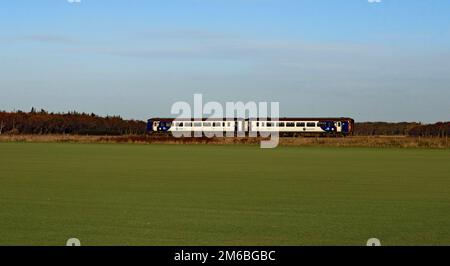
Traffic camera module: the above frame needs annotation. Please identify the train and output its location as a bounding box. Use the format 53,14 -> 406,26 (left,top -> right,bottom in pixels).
147,117 -> 355,137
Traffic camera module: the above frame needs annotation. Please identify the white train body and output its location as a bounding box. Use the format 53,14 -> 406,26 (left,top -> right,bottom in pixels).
148,118 -> 354,136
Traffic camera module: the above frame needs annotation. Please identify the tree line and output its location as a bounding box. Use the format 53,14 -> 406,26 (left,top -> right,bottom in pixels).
353,122 -> 421,136
354,122 -> 450,137
0,109 -> 448,137
408,122 -> 450,137
0,109 -> 146,135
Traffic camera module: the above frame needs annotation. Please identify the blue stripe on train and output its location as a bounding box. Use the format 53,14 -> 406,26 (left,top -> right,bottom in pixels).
342,122 -> 349,133
319,121 -> 336,133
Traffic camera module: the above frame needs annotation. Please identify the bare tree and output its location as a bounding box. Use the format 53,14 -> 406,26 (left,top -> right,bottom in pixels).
0,121 -> 4,135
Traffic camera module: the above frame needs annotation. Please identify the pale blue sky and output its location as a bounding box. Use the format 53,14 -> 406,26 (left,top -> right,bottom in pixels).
1,0 -> 449,122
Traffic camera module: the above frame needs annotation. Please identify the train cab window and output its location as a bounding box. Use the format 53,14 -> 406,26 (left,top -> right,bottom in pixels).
307,122 -> 316,127
337,122 -> 342,127
296,122 -> 305,127
286,122 -> 295,127
162,122 -> 172,127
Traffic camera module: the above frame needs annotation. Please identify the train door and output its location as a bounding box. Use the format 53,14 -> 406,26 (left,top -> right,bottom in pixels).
244,121 -> 249,135
235,120 -> 245,136
147,120 -> 153,133
336,121 -> 342,133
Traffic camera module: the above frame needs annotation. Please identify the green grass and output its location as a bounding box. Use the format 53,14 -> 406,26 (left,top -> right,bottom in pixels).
0,143 -> 449,246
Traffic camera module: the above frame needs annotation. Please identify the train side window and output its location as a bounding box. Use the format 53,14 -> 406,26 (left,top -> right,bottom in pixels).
185,122 -> 192,127
178,122 -> 184,127
307,122 -> 316,127
227,122 -> 231,127
296,122 -> 305,127
277,122 -> 285,127
256,122 -> 260,127
194,122 -> 202,127
286,122 -> 295,127
203,122 -> 212,127
261,122 -> 265,127
267,122 -> 273,127
317,122 -> 327,127
213,122 -> 222,127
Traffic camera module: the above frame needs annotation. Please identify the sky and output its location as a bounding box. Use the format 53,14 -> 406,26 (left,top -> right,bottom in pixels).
0,0 -> 449,122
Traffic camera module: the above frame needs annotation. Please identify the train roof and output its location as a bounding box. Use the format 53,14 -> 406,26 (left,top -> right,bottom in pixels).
149,117 -> 354,122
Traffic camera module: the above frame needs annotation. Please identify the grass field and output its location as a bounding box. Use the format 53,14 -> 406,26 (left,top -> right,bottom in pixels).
0,143 -> 449,246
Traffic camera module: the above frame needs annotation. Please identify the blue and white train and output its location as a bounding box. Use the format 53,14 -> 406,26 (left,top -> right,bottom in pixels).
147,118 -> 354,137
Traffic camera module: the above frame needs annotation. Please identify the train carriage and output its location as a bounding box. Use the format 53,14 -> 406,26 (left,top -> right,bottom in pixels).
148,117 -> 354,137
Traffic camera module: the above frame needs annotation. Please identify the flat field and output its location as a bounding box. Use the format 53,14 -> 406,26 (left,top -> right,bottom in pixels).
0,143 -> 449,245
